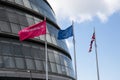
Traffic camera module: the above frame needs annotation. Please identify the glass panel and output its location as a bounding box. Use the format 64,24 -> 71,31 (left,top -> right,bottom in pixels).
54,51 -> 61,64
15,57 -> 25,69
7,12 -> 19,24
31,45 -> 41,59
26,58 -> 35,69
51,35 -> 57,45
66,67 -> 69,76
0,21 -> 11,32
15,0 -> 24,5
30,2 -> 39,12
50,62 -> 57,73
48,49 -> 55,62
1,42 -> 13,56
12,42 -> 23,56
46,34 -> 52,43
60,55 -> 65,65
3,56 -> 15,68
43,61 -> 51,72
23,0 -> 32,9
27,17 -> 35,25
57,64 -> 62,74
39,47 -> 45,60
22,44 -> 32,57
40,35 -> 45,41
10,23 -> 20,34
18,14 -> 28,26
0,42 -> 2,55
8,0 -> 15,2
61,66 -> 66,75
0,56 -> 3,68
0,9 -> 8,21
35,60 -> 44,70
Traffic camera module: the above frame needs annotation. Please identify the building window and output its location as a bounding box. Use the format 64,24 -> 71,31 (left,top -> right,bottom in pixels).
0,56 -> 3,68
15,57 -> 25,69
10,23 -> 20,34
48,50 -> 55,62
26,58 -> 35,70
34,60 -> 44,70
0,21 -> 11,32
50,62 -> 57,73
22,44 -> 32,58
1,42 -> 13,56
23,0 -> 32,9
3,56 -> 15,68
57,64 -> 62,74
12,42 -> 23,56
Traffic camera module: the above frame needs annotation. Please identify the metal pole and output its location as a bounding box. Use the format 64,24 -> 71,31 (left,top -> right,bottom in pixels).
27,70 -> 32,80
72,21 -> 77,80
44,17 -> 48,80
94,28 -> 100,80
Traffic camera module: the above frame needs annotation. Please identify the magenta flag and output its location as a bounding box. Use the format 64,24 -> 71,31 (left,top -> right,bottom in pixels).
18,20 -> 46,41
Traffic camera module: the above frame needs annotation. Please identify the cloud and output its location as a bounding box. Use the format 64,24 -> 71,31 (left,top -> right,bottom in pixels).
47,0 -> 120,23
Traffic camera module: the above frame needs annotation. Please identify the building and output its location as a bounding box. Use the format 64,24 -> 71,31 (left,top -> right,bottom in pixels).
0,0 -> 75,80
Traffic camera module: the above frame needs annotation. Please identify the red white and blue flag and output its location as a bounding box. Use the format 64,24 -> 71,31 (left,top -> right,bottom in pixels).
89,32 -> 95,52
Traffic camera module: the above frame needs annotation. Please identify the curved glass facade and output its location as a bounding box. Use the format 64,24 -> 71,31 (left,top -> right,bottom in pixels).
0,0 -> 75,80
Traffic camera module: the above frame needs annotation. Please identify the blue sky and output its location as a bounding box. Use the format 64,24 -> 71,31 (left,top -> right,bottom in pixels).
48,0 -> 120,80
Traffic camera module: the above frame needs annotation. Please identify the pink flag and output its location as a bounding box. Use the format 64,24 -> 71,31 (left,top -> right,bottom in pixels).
18,20 -> 46,41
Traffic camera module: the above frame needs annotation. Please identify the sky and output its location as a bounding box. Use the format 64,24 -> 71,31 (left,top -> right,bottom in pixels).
48,0 -> 120,80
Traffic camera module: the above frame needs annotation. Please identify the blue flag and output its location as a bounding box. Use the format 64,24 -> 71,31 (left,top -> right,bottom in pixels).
58,25 -> 73,40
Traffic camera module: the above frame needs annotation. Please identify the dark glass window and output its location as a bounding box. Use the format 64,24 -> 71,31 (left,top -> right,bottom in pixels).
0,21 -> 11,32
48,49 -> 55,62
27,17 -> 35,25
61,66 -> 66,75
0,9 -> 8,21
23,0 -> 32,9
57,64 -> 62,74
43,61 -> 51,72
22,44 -> 32,57
31,45 -> 41,59
30,2 -> 39,12
0,56 -> 3,68
15,0 -> 24,5
54,51 -> 61,64
8,0 -> 15,2
7,11 -> 19,24
0,42 -> 2,55
35,60 -> 44,70
50,62 -> 57,73
1,42 -> 13,56
10,23 -> 20,34
18,15 -> 28,26
39,47 -> 45,60
26,58 -> 35,70
12,42 -> 23,56
15,57 -> 25,69
3,56 -> 15,68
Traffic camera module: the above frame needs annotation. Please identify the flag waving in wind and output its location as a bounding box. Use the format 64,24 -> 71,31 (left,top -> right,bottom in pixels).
18,20 -> 46,41
58,25 -> 73,40
89,32 -> 95,52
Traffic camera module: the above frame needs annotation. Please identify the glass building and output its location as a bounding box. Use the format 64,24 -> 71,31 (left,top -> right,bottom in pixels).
0,0 -> 75,80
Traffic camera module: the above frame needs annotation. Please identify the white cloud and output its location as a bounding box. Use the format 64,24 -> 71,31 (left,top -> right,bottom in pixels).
47,0 -> 120,23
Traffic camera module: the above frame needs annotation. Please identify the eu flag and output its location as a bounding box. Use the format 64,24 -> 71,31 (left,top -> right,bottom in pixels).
58,25 -> 73,40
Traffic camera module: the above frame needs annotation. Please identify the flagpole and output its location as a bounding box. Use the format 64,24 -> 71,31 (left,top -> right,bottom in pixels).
94,28 -> 100,80
44,17 -> 48,80
72,21 -> 77,80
